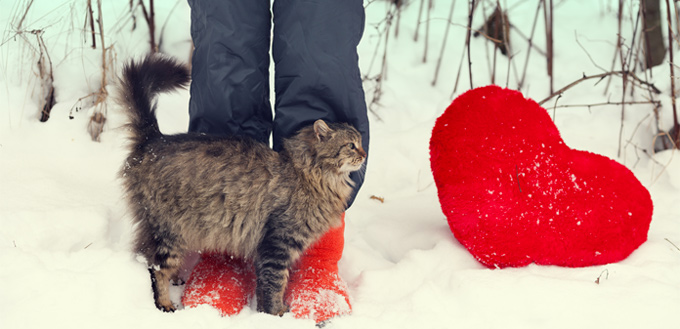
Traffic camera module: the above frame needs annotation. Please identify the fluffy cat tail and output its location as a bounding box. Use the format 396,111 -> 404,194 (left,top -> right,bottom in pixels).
118,55 -> 190,147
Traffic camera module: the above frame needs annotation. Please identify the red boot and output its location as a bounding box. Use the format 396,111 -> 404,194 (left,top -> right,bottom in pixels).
181,253 -> 255,316
285,216 -> 351,322
181,214 -> 351,323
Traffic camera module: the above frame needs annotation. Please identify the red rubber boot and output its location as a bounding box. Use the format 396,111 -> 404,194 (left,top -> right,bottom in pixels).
285,215 -> 352,323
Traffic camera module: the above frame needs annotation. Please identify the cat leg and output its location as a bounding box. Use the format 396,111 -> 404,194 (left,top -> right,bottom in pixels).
254,255 -> 291,315
255,227 -> 305,315
136,223 -> 185,312
148,251 -> 184,312
149,266 -> 178,312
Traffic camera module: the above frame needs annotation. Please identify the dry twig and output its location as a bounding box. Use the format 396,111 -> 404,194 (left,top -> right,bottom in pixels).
665,238 -> 680,252
432,0 -> 456,86
370,195 -> 385,203
537,70 -> 661,106
422,0 -> 432,63
8,0 -> 56,122
157,0 -> 182,53
88,0 -> 110,142
665,0 -> 680,148
363,2 -> 401,121
467,0 -> 476,89
545,99 -> 661,110
452,0 -> 477,95
86,0 -> 96,48
544,0 -> 554,94
595,269 -> 609,284
138,0 -> 157,53
414,0 -> 425,42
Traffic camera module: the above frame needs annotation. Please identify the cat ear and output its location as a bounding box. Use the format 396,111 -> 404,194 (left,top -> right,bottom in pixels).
313,120 -> 333,141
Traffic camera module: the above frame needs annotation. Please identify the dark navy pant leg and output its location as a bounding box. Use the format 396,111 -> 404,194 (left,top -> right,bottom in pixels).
272,0 -> 369,206
188,0 -> 273,144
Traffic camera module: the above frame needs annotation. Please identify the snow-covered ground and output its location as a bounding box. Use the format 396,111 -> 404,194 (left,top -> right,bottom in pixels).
1,1 -> 679,328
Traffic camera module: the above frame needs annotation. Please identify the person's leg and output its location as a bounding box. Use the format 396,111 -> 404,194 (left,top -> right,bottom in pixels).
188,0 -> 273,143
272,0 -> 369,206
284,215 -> 351,323
183,0 -> 269,315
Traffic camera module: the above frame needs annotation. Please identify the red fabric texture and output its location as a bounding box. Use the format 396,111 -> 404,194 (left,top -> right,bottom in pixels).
429,85 -> 653,268
181,254 -> 255,315
181,215 -> 351,322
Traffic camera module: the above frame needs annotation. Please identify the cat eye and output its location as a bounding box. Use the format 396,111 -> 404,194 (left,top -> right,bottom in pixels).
347,143 -> 356,150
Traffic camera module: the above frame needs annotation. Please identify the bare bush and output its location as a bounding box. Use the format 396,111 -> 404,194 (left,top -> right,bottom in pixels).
4,0 -> 56,122
87,0 -> 112,142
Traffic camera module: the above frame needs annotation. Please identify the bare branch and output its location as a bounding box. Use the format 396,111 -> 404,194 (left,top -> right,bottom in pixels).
432,0 -> 456,86
467,0 -> 476,89
138,0 -> 157,53
453,0 -> 478,95
544,0 -> 554,94
537,70 -> 661,105
574,31 -> 607,72
88,0 -> 109,141
414,0 -> 425,42
422,0 -> 431,63
15,0 -> 35,31
545,100 -> 661,110
87,0 -> 96,49
665,0 -> 680,147
157,0 -> 182,53
665,238 -> 680,252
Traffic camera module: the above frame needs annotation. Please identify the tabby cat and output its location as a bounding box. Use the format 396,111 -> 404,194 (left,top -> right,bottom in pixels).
116,55 -> 366,315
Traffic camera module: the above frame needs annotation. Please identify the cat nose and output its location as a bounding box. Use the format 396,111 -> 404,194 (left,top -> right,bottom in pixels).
357,147 -> 367,158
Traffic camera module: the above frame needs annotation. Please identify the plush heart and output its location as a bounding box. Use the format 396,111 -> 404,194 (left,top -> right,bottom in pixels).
429,85 -> 653,268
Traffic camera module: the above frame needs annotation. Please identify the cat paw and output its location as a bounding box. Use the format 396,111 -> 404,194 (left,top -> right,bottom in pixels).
155,300 -> 177,313
257,301 -> 289,316
274,305 -> 290,317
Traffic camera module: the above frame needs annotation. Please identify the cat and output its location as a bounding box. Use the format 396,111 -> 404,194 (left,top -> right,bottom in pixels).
116,55 -> 366,315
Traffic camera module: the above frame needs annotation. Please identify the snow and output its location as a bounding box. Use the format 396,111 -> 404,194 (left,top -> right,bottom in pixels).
1,0 -> 679,328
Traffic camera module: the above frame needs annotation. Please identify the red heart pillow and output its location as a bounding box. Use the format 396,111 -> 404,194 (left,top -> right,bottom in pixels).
430,85 -> 653,268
